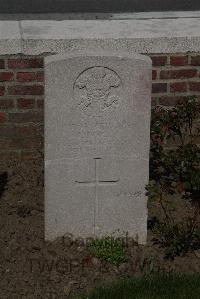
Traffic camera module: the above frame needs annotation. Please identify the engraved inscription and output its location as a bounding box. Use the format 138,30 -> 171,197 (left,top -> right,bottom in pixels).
74,66 -> 121,116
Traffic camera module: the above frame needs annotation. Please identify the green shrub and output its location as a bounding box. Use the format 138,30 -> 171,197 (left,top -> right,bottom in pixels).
146,96 -> 200,259
152,221 -> 200,259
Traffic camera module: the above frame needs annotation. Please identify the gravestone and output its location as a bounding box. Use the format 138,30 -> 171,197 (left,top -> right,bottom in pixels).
45,51 -> 151,244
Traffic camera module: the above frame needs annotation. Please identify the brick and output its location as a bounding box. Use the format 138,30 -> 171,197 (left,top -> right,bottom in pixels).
152,83 -> 167,93
0,112 -> 7,123
17,98 -> 35,109
0,60 -> 5,69
8,111 -> 43,123
150,56 -> 167,67
37,99 -> 44,109
151,97 -> 158,107
0,124 -> 43,138
16,72 -> 36,82
0,138 -> 43,150
159,96 -> 188,106
8,58 -> 44,69
21,150 -> 43,160
191,56 -> 200,66
15,125 -> 43,137
152,70 -> 157,80
0,86 -> 5,96
170,56 -> 188,66
36,71 -> 44,82
0,151 -> 20,160
8,85 -> 44,96
0,72 -> 14,82
0,99 -> 14,109
194,136 -> 200,145
0,125 -> 14,137
189,82 -> 200,92
160,69 -> 197,80
170,82 -> 187,93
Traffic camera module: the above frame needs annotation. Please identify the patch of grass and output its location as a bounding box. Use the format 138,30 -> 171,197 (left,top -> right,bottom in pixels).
80,273 -> 200,299
87,236 -> 127,265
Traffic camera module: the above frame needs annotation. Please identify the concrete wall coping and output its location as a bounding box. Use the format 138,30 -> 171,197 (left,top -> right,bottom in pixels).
1,16 -> 200,55
1,10 -> 200,20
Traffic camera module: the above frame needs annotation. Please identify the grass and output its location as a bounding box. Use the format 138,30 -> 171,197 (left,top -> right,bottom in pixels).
80,272 -> 200,299
87,236 -> 127,265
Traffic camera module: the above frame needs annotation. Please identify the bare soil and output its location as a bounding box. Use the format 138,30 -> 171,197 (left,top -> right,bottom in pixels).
0,158 -> 200,299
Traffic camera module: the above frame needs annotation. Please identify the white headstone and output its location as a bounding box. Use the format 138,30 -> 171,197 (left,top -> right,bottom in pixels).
45,51 -> 152,244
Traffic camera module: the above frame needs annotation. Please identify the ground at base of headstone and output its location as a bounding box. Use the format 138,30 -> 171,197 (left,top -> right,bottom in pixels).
0,158 -> 199,299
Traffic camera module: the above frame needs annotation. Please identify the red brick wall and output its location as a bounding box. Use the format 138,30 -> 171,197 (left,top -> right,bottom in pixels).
0,56 -> 44,160
151,54 -> 200,106
0,53 -> 200,160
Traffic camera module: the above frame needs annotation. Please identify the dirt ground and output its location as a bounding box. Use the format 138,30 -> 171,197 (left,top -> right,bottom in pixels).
0,158 -> 200,299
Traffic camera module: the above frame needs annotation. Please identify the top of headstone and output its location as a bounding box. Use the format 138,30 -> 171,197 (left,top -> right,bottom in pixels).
45,51 -> 152,65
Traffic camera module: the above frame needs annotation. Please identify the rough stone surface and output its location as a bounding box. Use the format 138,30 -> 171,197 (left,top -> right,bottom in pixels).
1,17 -> 200,54
0,21 -> 21,54
1,11 -> 200,20
45,51 -> 151,244
21,19 -> 200,55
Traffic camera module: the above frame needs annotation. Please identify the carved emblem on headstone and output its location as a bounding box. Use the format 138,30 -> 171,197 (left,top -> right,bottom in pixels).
74,66 -> 121,115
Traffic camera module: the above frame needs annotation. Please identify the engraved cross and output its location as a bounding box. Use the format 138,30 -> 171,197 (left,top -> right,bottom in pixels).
75,158 -> 120,232
75,158 -> 119,186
